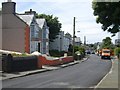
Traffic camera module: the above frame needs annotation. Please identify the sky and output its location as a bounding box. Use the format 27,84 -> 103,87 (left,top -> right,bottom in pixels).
0,0 -> 118,44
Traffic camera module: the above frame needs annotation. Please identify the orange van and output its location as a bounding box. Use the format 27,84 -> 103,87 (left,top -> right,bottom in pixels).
101,49 -> 111,59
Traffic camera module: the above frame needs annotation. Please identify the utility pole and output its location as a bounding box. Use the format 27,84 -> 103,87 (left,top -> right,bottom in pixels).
84,36 -> 86,45
73,17 -> 75,60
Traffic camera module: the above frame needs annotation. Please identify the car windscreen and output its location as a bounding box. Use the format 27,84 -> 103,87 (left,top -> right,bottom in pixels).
103,51 -> 110,53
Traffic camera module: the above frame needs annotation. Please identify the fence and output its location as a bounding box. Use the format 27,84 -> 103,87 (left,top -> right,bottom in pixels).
2,54 -> 39,72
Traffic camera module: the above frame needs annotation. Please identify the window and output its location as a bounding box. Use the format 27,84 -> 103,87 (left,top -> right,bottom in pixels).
31,25 -> 34,38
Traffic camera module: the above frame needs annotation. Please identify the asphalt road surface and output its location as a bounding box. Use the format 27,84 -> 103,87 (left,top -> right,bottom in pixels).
2,54 -> 112,88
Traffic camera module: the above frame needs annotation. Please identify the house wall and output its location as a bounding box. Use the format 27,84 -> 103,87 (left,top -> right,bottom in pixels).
49,35 -> 61,51
63,37 -> 70,52
30,20 -> 40,53
0,15 -> 2,71
38,28 -> 42,53
50,31 -> 70,52
42,26 -> 49,54
0,15 -> 2,50
25,25 -> 30,53
2,14 -> 26,53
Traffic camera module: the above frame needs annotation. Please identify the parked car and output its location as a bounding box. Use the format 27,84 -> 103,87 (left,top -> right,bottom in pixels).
91,51 -> 95,54
86,51 -> 91,54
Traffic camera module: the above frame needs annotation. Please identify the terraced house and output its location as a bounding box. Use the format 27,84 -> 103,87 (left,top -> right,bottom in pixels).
2,1 -> 49,54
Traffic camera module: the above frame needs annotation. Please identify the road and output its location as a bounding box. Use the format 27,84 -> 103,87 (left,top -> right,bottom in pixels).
2,54 -> 112,88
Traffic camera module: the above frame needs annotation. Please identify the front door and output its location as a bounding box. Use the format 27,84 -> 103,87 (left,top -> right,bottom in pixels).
38,43 -> 40,52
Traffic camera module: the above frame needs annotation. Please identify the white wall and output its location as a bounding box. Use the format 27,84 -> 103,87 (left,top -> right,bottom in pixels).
30,20 -> 40,53
49,35 -> 60,51
50,31 -> 71,52
62,37 -> 70,52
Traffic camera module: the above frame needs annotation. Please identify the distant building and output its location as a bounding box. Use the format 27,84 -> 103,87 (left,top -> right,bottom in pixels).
96,42 -> 102,50
49,31 -> 64,51
65,32 -> 72,45
74,37 -> 82,46
118,32 -> 120,39
115,39 -> 120,46
115,32 -> 120,46
50,31 -> 72,52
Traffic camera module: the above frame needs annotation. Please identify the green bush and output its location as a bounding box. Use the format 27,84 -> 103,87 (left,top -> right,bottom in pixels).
49,50 -> 71,57
11,53 -> 28,57
49,50 -> 61,57
79,47 -> 85,55
114,47 -> 120,58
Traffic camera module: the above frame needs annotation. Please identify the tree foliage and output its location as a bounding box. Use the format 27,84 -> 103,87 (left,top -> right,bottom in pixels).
101,37 -> 115,49
36,14 -> 62,42
92,1 -> 120,36
114,47 -> 120,58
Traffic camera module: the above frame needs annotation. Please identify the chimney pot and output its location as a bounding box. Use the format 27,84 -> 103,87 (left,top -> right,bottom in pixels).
30,9 -> 32,12
7,0 -> 12,2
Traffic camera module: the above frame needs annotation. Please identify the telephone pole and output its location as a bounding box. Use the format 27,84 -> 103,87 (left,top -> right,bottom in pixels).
73,17 -> 75,60
84,36 -> 86,45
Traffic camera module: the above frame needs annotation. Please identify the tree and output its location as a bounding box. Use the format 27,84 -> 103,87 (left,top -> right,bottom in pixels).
36,14 -> 62,42
92,1 -> 120,36
114,47 -> 120,59
101,37 -> 115,49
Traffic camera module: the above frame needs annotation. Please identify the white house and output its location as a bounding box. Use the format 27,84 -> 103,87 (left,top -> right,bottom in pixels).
17,12 -> 40,53
75,37 -> 82,46
49,31 -> 64,51
36,19 -> 49,54
50,31 -> 72,52
62,36 -> 70,51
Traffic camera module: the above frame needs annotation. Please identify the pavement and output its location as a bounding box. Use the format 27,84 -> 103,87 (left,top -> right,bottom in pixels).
0,57 -> 88,81
96,57 -> 119,89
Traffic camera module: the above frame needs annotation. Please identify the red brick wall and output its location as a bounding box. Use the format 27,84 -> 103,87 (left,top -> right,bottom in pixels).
38,56 -> 73,66
25,25 -> 30,53
61,56 -> 74,64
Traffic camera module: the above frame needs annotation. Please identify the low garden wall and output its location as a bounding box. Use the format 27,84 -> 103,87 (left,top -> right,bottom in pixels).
38,55 -> 74,66
61,56 -> 73,64
2,54 -> 40,72
2,53 -> 74,72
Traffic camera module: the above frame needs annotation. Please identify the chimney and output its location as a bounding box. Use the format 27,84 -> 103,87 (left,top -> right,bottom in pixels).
25,9 -> 36,15
2,1 -> 16,14
8,0 -> 12,2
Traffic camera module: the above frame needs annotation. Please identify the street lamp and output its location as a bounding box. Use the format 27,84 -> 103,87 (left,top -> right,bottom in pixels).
77,31 -> 80,33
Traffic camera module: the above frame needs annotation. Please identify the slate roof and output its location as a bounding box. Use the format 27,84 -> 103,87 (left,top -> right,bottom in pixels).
17,14 -> 34,26
36,19 -> 46,29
